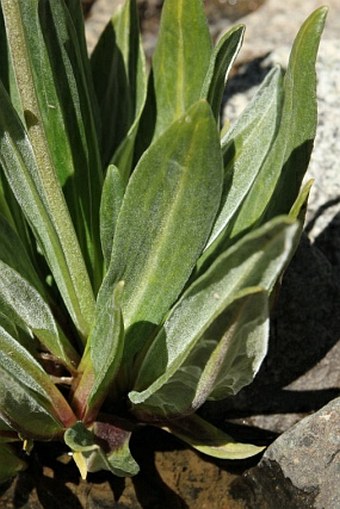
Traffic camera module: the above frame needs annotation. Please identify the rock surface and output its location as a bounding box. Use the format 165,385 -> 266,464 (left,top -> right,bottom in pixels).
217,22 -> 340,436
231,397 -> 340,509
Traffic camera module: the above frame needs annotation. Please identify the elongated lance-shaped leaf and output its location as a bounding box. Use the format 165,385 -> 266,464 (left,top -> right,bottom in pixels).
0,443 -> 27,484
91,0 -> 147,171
0,260 -> 78,368
0,213 -> 45,295
228,7 -> 327,239
203,67 -> 283,257
0,326 -> 76,439
72,283 -> 125,422
0,80 -> 95,340
0,1 -> 96,339
129,217 -> 299,411
100,165 -> 124,269
289,178 -> 314,222
163,414 -> 265,460
15,0 -> 103,290
130,289 -> 269,418
151,0 -> 212,138
200,24 -> 245,121
98,101 -> 223,373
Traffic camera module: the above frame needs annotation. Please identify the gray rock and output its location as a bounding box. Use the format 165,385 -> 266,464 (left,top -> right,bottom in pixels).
231,397 -> 340,509
214,37 -> 340,433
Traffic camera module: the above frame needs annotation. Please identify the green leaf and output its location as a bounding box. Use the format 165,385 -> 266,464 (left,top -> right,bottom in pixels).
229,7 -> 327,238
98,101 -> 223,369
0,443 -> 27,484
91,0 -> 147,172
0,260 -> 78,367
289,178 -> 314,222
64,421 -> 139,479
152,0 -> 212,137
205,290 -> 269,401
163,414 -> 265,460
129,217 -> 299,414
100,165 -> 124,268
0,78 -> 95,340
130,289 -> 269,417
72,282 -> 125,422
19,0 -> 103,289
201,24 -> 245,121
0,213 -> 45,295
204,67 -> 284,255
0,326 -> 76,438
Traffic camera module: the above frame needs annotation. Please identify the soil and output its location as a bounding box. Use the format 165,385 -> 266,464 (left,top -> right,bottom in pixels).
0,427 -> 255,508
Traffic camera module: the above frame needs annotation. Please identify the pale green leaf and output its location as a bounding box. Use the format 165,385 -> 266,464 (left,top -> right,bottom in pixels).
0,326 -> 76,438
100,165 -> 124,268
0,260 -> 78,367
98,101 -> 223,371
64,421 -> 139,479
229,7 -> 327,238
0,79 -> 95,340
201,24 -> 245,120
289,178 -> 314,222
18,0 -> 103,289
204,67 -> 284,254
130,289 -> 269,417
152,0 -> 212,137
129,217 -> 299,412
163,414 -> 265,460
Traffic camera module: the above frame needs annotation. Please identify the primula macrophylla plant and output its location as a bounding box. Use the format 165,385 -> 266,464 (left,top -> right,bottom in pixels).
0,0 -> 326,482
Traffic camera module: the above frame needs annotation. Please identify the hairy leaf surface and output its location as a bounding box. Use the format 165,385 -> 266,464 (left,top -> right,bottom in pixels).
0,260 -> 78,367
0,326 -> 76,438
129,217 -> 298,413
152,0 -> 212,137
201,24 -> 245,120
229,7 -> 327,238
98,101 -> 223,366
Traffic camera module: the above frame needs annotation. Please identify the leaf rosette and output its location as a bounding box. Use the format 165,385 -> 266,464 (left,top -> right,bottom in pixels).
0,0 -> 326,482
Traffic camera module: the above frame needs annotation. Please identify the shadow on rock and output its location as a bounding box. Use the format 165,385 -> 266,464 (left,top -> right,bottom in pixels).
202,214 -> 340,431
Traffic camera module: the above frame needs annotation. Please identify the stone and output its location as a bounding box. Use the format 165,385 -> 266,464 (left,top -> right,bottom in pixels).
231,397 -> 340,509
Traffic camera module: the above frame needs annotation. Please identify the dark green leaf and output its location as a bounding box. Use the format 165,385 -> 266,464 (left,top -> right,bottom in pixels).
0,443 -> 27,484
1,0 -> 103,293
91,0 -> 147,170
0,213 -> 45,295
